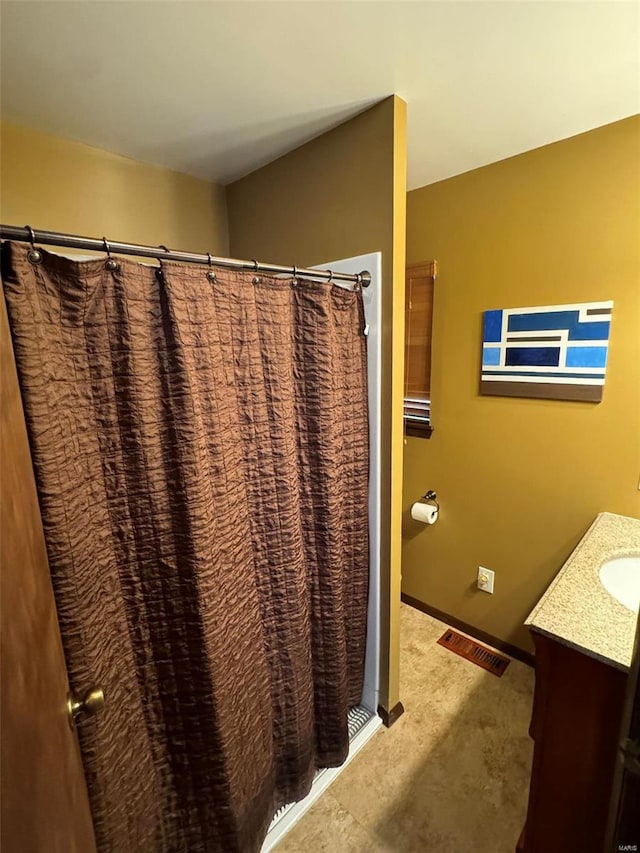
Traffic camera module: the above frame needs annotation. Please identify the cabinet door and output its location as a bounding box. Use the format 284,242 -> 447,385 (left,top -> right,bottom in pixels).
523,632 -> 627,853
605,611 -> 640,851
0,293 -> 96,852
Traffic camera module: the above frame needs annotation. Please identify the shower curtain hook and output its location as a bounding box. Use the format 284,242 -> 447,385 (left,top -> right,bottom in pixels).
155,244 -> 170,273
327,269 -> 333,284
251,259 -> 259,273
206,252 -> 216,283
102,236 -> 118,271
25,225 -> 43,264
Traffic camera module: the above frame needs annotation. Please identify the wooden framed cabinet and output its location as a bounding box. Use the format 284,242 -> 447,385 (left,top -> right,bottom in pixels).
518,630 -> 628,853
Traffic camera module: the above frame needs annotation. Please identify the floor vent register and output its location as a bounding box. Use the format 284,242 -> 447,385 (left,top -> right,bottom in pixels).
437,629 -> 511,676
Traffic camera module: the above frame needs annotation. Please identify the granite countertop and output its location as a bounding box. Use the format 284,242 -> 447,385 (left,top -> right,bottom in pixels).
525,512 -> 640,671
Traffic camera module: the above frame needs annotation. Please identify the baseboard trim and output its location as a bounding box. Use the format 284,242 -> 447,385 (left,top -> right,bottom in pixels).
377,701 -> 405,728
401,593 -> 535,667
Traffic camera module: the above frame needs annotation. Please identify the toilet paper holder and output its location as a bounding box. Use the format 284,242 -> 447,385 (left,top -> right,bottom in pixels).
420,490 -> 439,512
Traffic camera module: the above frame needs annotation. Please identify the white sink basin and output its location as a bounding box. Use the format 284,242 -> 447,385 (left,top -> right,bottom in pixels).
599,555 -> 640,613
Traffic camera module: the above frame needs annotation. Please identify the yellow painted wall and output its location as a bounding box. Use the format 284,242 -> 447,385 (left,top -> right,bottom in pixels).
403,116 -> 640,653
227,96 -> 407,713
0,121 -> 228,254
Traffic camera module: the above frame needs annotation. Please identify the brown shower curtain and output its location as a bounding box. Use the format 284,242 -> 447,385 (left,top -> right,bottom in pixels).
1,242 -> 370,853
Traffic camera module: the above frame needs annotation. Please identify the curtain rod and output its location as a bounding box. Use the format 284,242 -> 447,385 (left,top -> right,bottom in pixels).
0,225 -> 372,287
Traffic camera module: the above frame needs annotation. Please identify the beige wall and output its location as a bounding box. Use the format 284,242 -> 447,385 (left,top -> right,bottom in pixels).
228,96 -> 407,713
0,121 -> 228,254
403,116 -> 640,653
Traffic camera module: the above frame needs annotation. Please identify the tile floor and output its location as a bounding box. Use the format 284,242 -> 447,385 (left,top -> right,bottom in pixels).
274,603 -> 535,853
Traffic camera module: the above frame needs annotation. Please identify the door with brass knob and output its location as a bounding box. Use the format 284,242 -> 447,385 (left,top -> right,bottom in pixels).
67,687 -> 105,727
1,296 -> 97,852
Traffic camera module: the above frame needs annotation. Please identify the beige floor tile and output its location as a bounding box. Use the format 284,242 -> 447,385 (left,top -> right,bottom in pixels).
273,791 -> 394,853
328,713 -> 435,830
274,603 -> 535,853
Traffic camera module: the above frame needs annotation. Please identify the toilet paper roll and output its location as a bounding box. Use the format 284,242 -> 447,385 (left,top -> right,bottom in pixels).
411,502 -> 439,525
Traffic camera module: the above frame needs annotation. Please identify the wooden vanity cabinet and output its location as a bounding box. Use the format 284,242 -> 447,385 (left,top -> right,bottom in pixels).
518,630 -> 628,853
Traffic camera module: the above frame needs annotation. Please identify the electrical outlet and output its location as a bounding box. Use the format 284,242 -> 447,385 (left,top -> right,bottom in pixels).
477,566 -> 495,594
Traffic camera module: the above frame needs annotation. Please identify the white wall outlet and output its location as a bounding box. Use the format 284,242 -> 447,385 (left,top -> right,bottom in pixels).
477,566 -> 495,594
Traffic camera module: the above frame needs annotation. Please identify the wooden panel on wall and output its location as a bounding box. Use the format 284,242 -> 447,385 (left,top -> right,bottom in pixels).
405,261 -> 436,399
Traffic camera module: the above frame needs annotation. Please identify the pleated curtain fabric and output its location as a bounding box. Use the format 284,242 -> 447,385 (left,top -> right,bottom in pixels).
2,242 -> 370,853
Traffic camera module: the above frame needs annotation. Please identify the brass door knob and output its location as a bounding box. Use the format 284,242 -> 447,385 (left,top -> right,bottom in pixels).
67,686 -> 105,727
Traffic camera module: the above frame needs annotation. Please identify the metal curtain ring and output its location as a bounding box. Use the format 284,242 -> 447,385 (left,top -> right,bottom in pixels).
25,225 -> 43,264
327,269 -> 333,283
206,252 -> 216,282
102,236 -> 118,271
251,259 -> 259,273
154,245 -> 170,274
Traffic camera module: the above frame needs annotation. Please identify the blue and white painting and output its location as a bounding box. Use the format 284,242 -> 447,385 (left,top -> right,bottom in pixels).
481,301 -> 613,402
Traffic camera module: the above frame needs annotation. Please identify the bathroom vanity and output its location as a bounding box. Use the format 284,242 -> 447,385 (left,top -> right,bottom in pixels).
518,512 -> 640,853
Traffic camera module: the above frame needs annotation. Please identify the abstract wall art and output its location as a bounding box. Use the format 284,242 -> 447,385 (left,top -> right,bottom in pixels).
481,301 -> 613,402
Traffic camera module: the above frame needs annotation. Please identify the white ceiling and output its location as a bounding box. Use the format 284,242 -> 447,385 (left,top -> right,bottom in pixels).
1,1 -> 638,190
